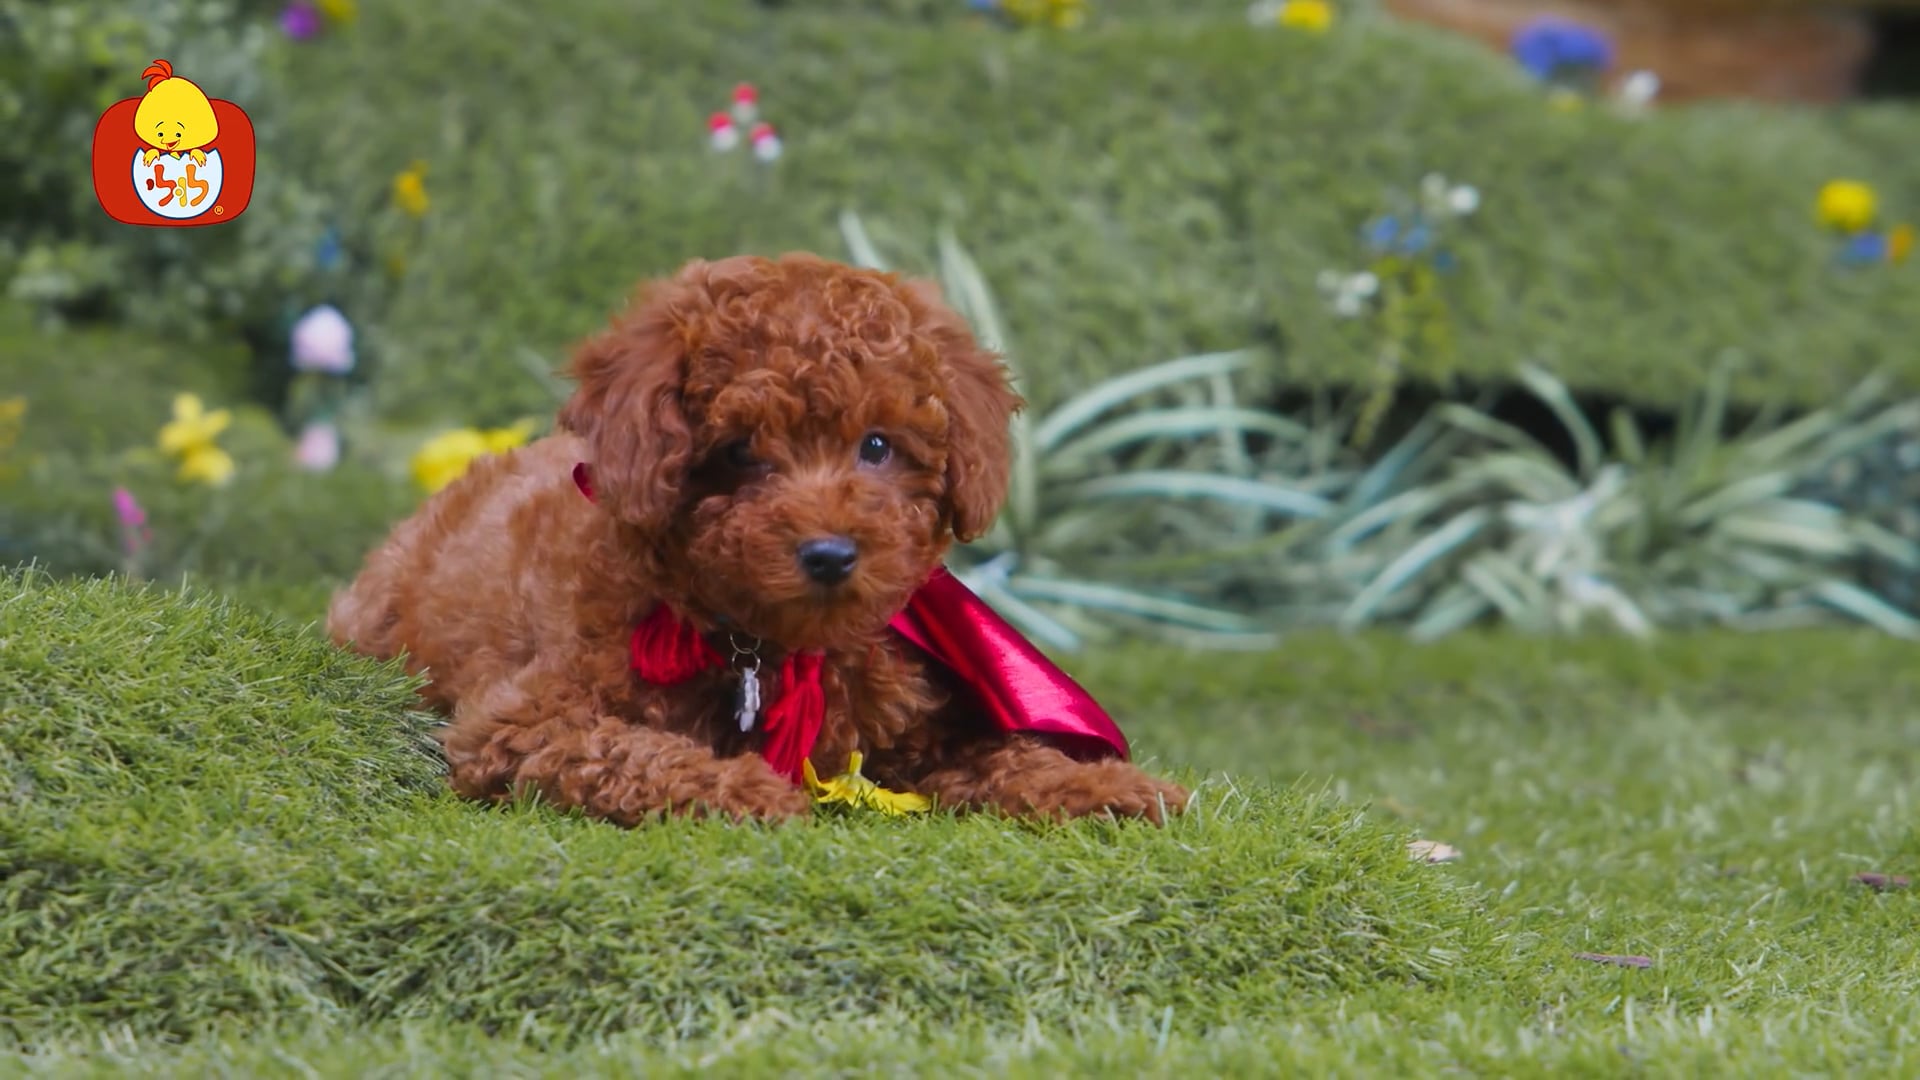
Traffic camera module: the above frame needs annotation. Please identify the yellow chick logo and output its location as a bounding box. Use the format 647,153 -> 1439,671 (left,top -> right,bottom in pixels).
133,60 -> 219,168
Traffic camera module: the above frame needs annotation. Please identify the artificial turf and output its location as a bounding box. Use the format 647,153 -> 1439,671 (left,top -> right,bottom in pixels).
5,570 -> 1918,1074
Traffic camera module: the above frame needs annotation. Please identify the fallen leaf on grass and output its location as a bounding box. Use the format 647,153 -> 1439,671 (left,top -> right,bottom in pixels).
1573,952 -> 1653,969
1853,872 -> 1911,891
1407,839 -> 1461,863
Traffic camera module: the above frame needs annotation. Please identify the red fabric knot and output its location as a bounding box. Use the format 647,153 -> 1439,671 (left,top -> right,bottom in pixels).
761,652 -> 827,784
572,462 -> 596,503
628,604 -> 721,685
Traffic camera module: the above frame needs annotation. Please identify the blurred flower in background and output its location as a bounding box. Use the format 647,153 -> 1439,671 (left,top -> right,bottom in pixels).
317,0 -> 357,24
393,161 -> 430,217
410,420 -> 538,494
1510,17 -> 1614,82
112,487 -> 152,558
1277,0 -> 1334,33
993,0 -> 1088,29
290,305 -> 356,375
157,394 -> 236,487
1817,179 -> 1877,234
0,396 -> 26,481
280,1 -> 322,40
293,420 -> 342,473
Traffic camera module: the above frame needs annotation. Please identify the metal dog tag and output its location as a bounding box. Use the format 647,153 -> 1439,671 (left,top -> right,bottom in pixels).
735,662 -> 762,733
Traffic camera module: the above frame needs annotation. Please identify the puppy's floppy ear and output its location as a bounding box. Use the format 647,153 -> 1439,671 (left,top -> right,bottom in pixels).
905,278 -> 1025,543
557,283 -> 697,532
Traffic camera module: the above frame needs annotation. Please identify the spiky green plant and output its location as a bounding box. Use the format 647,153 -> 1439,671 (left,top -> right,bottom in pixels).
840,212 -> 1335,651
1331,364 -> 1920,640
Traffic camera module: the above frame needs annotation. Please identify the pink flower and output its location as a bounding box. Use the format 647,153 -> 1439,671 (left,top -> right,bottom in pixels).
709,112 -> 739,152
293,420 -> 342,472
290,304 -> 356,375
112,487 -> 152,556
731,83 -> 759,124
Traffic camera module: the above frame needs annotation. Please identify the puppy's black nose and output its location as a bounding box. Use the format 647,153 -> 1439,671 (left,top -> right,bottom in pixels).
796,536 -> 858,586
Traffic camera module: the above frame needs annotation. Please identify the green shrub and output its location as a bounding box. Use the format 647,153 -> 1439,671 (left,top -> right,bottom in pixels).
0,0 -> 333,346
257,0 -> 1920,425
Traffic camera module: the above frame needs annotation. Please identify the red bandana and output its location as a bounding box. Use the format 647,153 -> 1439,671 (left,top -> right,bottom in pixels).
577,462 -> 1130,786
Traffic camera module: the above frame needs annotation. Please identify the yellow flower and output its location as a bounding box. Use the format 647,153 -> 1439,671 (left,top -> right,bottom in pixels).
482,418 -> 538,454
1817,180 -> 1877,234
318,0 -> 357,22
1001,0 -> 1086,29
1547,88 -> 1585,112
157,394 -> 236,487
393,161 -> 430,217
410,419 -> 538,494
158,393 -> 231,457
804,750 -> 932,816
1889,223 -> 1913,264
178,444 -> 236,487
1278,0 -> 1333,32
0,396 -> 24,449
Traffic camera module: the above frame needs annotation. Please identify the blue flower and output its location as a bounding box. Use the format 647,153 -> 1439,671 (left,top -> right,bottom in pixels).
1362,215 -> 1434,256
1510,18 -> 1614,82
1364,215 -> 1401,252
968,0 -> 1000,9
1840,232 -> 1889,265
315,227 -> 343,271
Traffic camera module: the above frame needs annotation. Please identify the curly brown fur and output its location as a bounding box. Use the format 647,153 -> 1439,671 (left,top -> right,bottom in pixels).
327,253 -> 1190,825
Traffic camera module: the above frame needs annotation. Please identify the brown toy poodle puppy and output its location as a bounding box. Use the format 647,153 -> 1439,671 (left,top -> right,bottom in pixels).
327,252 -> 1190,826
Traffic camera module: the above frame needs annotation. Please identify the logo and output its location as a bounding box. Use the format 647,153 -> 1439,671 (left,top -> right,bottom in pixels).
92,59 -> 256,228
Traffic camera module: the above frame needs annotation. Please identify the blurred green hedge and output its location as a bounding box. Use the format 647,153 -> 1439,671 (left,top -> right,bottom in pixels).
247,0 -> 1920,426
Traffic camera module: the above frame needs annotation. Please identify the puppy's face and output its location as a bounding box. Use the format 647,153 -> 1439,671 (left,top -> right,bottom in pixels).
560,254 -> 1023,651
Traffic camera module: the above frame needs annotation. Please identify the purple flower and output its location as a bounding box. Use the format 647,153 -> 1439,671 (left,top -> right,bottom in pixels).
281,1 -> 322,40
1510,18 -> 1614,82
112,487 -> 152,557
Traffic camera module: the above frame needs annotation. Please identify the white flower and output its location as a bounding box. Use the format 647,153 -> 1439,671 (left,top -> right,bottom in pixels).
1617,70 -> 1660,110
1246,0 -> 1282,24
290,304 -> 355,375
1350,271 -> 1379,297
751,123 -> 782,163
1448,185 -> 1480,216
293,420 -> 341,472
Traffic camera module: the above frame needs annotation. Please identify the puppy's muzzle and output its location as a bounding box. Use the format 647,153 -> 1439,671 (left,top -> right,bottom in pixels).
796,535 -> 858,586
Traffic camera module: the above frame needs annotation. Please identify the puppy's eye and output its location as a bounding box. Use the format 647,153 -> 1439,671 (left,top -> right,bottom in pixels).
724,440 -> 758,469
858,432 -> 892,466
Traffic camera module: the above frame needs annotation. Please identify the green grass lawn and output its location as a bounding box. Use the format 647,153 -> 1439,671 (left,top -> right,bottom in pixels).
6,570 -> 1918,1074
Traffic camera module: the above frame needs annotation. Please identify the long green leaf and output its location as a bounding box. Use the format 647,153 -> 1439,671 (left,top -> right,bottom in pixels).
1008,575 -> 1270,632
1341,507 -> 1493,629
837,209 -> 890,272
1517,363 -> 1602,479
1070,471 -> 1335,518
1807,579 -> 1920,638
1032,351 -> 1259,453
1045,408 -> 1310,471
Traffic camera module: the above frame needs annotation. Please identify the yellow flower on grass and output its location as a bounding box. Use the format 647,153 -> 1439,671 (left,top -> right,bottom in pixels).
1278,0 -> 1334,32
0,396 -> 26,477
1547,88 -> 1585,112
393,160 -> 430,217
157,393 -> 236,487
318,0 -> 357,22
805,750 -> 932,817
410,419 -> 538,494
1817,180 -> 1877,235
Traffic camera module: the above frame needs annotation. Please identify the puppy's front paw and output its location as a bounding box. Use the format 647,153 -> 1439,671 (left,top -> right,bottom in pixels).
1048,771 -> 1191,825
704,756 -> 814,823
